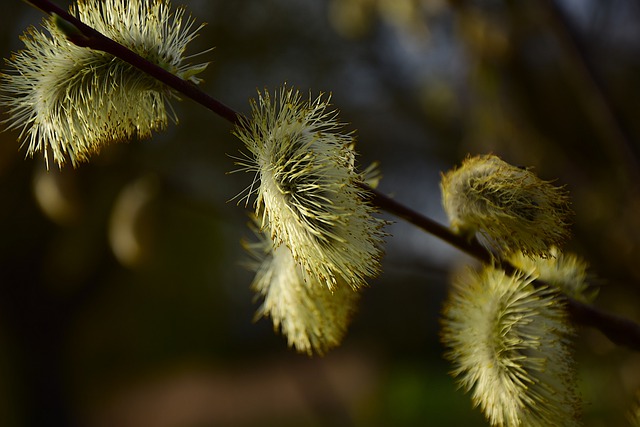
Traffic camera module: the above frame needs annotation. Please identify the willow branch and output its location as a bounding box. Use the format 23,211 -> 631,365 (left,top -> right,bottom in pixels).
360,185 -> 492,264
366,184 -> 640,351
22,0 -> 640,351
26,0 -> 242,126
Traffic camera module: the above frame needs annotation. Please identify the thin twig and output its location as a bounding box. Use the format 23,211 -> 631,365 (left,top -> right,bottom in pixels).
566,299 -> 640,351
361,185 -> 492,263
540,0 -> 640,184
26,0 -> 242,126
20,0 -> 640,351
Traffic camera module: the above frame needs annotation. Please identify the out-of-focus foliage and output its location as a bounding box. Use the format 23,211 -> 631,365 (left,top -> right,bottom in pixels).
1,0 -> 640,426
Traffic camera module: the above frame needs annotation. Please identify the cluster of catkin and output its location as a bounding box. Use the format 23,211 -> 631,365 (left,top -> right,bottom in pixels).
440,154 -> 591,426
1,1 -> 610,425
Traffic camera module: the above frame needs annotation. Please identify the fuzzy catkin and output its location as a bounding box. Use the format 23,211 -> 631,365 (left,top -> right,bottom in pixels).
245,221 -> 360,355
441,266 -> 581,426
441,154 -> 572,258
1,0 -> 208,167
509,247 -> 596,303
233,87 -> 386,290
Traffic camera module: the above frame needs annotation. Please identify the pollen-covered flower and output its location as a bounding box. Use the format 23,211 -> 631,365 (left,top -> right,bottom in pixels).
234,87 -> 385,290
509,247 -> 597,303
245,223 -> 360,355
1,0 -> 208,167
441,266 -> 581,427
441,154 -> 572,258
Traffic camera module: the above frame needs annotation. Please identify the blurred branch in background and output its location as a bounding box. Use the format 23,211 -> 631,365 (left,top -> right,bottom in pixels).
539,0 -> 640,185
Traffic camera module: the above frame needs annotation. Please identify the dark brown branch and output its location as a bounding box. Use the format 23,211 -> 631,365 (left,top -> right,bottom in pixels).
26,0 -> 242,126
360,184 -> 492,264
566,299 -> 640,351
20,0 -> 640,351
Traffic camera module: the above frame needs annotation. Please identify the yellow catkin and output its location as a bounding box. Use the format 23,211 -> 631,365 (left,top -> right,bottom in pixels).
509,247 -> 597,303
244,219 -> 360,355
441,154 -> 572,258
233,87 -> 386,290
441,265 -> 581,426
1,0 -> 208,167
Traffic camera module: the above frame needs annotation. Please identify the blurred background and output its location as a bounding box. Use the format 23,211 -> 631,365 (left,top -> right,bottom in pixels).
1,0 -> 640,425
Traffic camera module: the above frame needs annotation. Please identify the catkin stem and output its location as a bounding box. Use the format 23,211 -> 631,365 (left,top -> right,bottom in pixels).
22,0 -> 640,351
359,184 -> 492,263
26,0 -> 243,126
